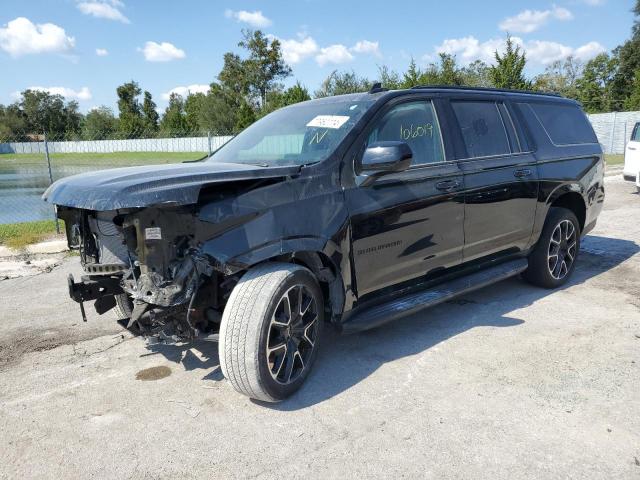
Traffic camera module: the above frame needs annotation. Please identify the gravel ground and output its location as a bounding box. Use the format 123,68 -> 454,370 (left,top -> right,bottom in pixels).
0,176 -> 638,480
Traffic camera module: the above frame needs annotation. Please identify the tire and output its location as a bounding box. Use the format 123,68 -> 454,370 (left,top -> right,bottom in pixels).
523,207 -> 581,289
113,293 -> 133,320
219,262 -> 324,402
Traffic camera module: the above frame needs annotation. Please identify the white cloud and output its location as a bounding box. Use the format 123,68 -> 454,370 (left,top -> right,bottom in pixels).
77,1 -> 130,24
316,44 -> 354,66
431,36 -> 605,66
499,6 -> 573,34
162,84 -> 209,100
224,9 -> 272,27
351,40 -> 381,57
139,41 -> 185,62
23,86 -> 92,101
582,0 -> 605,5
0,17 -> 75,57
573,41 -> 607,60
278,35 -> 318,64
95,48 -> 108,56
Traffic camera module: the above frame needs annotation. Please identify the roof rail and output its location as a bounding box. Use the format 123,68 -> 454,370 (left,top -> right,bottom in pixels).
409,85 -> 562,97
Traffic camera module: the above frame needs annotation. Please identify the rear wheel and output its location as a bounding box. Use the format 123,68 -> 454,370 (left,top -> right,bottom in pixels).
523,207 -> 580,289
219,262 -> 323,402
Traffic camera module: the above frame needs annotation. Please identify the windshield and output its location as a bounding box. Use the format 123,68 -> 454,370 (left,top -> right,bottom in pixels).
206,95 -> 377,167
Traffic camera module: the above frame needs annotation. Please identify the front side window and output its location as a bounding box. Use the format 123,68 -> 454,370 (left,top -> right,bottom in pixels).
365,101 -> 445,166
207,94 -> 377,167
632,123 -> 640,142
451,101 -> 511,159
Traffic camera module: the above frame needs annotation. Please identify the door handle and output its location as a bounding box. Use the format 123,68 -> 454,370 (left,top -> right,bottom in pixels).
514,168 -> 532,178
436,180 -> 460,192
629,147 -> 637,151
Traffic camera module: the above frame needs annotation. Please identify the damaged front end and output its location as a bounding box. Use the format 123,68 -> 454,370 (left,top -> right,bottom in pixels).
61,206 -> 231,341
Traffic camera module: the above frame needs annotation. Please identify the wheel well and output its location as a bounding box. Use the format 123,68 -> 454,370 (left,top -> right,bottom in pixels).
283,251 -> 345,322
550,192 -> 586,231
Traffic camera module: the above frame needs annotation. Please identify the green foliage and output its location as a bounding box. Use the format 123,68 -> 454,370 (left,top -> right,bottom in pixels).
116,81 -> 145,137
624,69 -> 640,110
314,70 -> 371,97
489,36 -> 531,90
160,93 -> 188,136
82,106 -> 118,140
533,57 -> 583,98
17,89 -> 82,137
235,30 -> 292,108
575,53 -> 618,113
142,91 -> 159,135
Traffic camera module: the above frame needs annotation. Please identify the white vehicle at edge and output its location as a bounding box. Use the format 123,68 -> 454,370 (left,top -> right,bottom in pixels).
623,121 -> 640,192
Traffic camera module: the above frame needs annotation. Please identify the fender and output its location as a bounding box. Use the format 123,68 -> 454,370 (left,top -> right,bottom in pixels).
530,182 -> 586,245
203,235 -> 348,320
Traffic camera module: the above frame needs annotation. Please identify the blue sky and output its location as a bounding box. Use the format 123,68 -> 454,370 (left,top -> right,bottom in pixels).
0,0 -> 635,112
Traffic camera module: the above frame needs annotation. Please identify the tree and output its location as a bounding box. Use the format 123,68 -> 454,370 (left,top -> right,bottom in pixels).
0,103 -> 26,139
533,57 -> 583,98
314,70 -> 371,97
197,84 -> 241,135
437,53 -> 464,86
610,0 -> 640,110
160,93 -> 188,136
184,92 -> 207,132
575,53 -> 618,113
82,106 -> 118,140
19,89 -> 81,137
489,36 -> 531,90
378,65 -> 402,89
460,60 -> 492,87
282,82 -> 311,105
401,58 -> 423,88
624,69 -> 640,110
141,91 -> 159,135
237,30 -> 292,108
116,81 -> 144,137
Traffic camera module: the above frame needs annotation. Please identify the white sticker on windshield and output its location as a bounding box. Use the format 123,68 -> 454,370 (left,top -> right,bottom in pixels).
306,115 -> 350,129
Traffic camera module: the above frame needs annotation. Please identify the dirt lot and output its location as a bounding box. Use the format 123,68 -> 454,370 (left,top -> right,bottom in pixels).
0,176 -> 639,480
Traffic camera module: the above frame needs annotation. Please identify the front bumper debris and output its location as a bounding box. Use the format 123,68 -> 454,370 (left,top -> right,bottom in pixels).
67,274 -> 124,322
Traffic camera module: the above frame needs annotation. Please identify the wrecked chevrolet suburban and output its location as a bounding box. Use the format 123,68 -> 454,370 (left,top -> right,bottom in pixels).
44,86 -> 605,401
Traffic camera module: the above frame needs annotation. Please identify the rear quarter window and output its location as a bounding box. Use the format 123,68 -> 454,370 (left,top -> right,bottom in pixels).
525,102 -> 598,146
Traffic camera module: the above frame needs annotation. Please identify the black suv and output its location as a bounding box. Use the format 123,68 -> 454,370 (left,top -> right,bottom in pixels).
45,86 -> 605,401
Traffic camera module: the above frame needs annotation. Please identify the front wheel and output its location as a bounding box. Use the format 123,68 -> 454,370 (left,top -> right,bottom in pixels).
219,262 -> 323,402
523,207 -> 580,289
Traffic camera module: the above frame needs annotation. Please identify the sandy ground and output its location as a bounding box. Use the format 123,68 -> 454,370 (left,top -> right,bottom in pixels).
0,176 -> 638,479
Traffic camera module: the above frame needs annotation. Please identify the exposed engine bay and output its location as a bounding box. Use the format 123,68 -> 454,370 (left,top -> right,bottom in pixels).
59,206 -> 238,341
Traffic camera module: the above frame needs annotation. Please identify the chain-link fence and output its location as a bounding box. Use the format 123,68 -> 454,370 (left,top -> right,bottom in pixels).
0,131 -> 232,240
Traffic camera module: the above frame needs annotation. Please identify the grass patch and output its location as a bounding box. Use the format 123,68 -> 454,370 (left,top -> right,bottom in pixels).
605,154 -> 624,166
0,220 -> 62,250
0,151 -> 208,171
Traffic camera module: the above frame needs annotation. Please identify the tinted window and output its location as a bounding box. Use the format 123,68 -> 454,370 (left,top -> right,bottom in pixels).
528,102 -> 598,145
366,101 -> 444,166
451,101 -> 511,158
632,123 -> 640,142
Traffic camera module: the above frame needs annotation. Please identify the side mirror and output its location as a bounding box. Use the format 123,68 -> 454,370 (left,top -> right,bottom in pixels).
359,141 -> 412,185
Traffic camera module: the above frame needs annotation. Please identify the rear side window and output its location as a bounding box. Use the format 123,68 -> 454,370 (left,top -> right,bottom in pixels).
451,101 -> 511,158
528,102 -> 598,145
632,123 -> 640,142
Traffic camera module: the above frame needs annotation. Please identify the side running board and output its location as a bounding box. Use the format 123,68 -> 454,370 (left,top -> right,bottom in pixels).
341,258 -> 528,334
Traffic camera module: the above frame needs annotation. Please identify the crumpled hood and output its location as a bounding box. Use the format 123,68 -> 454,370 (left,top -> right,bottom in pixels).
42,161 -> 300,210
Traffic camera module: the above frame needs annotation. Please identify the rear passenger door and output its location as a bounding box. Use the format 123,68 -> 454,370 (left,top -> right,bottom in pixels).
448,98 -> 539,261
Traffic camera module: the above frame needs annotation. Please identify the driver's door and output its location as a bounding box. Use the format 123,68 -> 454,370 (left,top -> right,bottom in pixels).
345,98 -> 465,297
